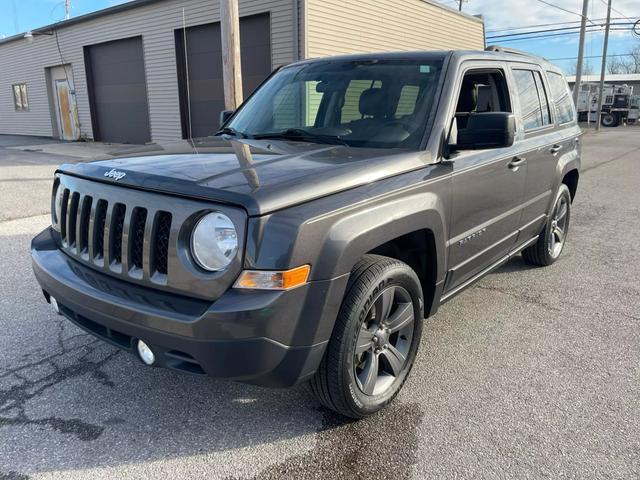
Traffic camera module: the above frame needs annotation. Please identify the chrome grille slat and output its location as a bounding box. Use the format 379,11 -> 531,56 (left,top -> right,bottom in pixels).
142,208 -> 157,281
66,192 -> 80,253
126,207 -> 147,278
93,199 -> 108,264
78,195 -> 93,259
109,203 -> 126,272
60,188 -> 70,245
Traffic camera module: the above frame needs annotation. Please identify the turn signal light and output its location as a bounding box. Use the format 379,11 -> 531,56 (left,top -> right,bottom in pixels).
234,265 -> 311,290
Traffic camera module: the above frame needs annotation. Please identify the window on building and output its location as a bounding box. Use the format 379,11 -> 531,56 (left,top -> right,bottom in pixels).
512,69 -> 551,130
546,71 -> 575,124
12,83 -> 29,111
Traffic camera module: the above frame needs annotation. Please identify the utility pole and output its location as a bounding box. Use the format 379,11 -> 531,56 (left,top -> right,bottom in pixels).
572,0 -> 589,108
65,0 -> 69,19
220,0 -> 243,111
595,0 -> 612,132
458,0 -> 463,11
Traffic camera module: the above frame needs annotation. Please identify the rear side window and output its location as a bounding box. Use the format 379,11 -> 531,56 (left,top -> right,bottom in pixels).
533,72 -> 551,125
512,69 -> 551,130
547,72 -> 575,124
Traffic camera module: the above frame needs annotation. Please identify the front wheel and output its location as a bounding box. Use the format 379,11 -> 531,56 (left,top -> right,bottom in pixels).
522,184 -> 571,266
310,255 -> 423,418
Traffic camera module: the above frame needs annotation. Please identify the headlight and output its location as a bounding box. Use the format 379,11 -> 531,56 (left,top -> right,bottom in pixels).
190,212 -> 238,271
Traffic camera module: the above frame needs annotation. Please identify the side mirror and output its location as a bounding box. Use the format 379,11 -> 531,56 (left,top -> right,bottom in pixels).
455,112 -> 515,150
219,110 -> 234,127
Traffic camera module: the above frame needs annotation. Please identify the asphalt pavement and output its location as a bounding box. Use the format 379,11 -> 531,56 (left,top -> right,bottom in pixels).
0,129 -> 638,479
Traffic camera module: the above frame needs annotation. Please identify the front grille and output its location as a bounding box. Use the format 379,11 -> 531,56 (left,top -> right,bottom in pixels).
58,187 -> 172,283
54,174 -> 244,300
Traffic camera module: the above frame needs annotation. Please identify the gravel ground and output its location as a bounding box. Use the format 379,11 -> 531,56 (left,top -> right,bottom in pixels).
0,129 -> 638,479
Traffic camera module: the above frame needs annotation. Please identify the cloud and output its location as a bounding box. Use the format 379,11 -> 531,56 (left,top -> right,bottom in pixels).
454,0 -> 639,30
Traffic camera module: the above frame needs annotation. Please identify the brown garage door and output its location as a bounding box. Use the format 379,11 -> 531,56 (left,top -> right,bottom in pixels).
175,13 -> 271,138
85,36 -> 151,144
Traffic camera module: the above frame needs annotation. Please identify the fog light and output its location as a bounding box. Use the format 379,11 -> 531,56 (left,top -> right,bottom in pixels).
50,296 -> 60,314
137,340 -> 155,366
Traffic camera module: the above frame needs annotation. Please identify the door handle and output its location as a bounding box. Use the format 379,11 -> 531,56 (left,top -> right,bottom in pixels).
550,144 -> 563,155
508,156 -> 526,170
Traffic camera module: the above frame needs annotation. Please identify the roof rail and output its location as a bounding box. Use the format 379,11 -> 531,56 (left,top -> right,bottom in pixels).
485,45 -> 540,59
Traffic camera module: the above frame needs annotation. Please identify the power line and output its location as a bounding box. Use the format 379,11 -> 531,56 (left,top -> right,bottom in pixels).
493,27 -> 632,43
598,0 -> 635,23
534,0 -> 597,25
548,53 -> 637,61
486,22 -> 632,39
486,17 -> 627,33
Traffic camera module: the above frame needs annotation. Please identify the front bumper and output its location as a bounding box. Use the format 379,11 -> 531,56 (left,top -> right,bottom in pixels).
32,227 -> 348,387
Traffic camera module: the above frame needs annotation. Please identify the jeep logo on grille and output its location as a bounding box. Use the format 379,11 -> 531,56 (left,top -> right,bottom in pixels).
104,168 -> 126,181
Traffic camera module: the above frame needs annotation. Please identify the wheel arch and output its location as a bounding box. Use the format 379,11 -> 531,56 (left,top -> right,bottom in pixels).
562,168 -> 579,202
366,229 -> 439,318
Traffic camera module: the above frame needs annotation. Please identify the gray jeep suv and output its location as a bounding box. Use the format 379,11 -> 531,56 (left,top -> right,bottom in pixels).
32,47 -> 581,418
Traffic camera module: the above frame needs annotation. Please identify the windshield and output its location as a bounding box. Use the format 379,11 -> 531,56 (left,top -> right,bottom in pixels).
225,57 -> 445,149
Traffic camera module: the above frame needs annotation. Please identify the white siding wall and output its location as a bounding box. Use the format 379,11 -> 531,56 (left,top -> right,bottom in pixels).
304,0 -> 485,58
0,0 -> 296,142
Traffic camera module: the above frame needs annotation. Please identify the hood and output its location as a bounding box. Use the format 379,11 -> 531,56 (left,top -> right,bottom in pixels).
59,136 -> 433,216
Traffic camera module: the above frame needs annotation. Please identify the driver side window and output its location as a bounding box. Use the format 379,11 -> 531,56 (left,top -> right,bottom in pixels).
451,69 -> 512,143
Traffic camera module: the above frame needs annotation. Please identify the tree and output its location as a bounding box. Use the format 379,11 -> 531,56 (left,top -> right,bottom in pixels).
607,43 -> 640,74
607,56 -> 633,74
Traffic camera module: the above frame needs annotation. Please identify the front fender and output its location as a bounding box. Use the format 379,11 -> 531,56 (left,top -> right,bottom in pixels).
245,165 -> 451,283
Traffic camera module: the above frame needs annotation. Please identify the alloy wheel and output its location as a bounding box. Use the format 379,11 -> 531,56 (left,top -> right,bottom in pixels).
354,285 -> 415,396
548,195 -> 569,258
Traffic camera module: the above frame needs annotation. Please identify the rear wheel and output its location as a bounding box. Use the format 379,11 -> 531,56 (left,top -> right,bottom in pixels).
310,255 -> 423,418
522,184 -> 571,267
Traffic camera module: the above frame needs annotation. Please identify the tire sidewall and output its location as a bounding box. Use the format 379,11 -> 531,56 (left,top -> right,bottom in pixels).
340,265 -> 423,416
541,184 -> 571,264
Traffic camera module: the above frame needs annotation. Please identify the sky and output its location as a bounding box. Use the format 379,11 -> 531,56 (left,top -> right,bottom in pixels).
2,0 -> 639,74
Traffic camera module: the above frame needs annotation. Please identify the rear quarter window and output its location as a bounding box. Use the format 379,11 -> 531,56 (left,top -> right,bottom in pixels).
512,69 -> 551,131
547,72 -> 575,124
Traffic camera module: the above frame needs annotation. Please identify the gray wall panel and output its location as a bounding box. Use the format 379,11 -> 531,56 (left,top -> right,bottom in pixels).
0,0 -> 296,142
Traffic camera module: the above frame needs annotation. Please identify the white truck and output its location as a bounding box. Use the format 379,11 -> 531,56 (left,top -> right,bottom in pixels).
576,83 -> 634,127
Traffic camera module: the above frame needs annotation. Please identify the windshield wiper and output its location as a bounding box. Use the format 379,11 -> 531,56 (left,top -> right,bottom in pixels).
215,126 -> 248,138
252,128 -> 348,146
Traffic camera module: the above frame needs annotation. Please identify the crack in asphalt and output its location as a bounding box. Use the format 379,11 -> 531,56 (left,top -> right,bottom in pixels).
0,316 -> 119,441
474,284 -> 562,312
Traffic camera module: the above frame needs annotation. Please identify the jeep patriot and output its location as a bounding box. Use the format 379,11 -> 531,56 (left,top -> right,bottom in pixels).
32,47 -> 581,418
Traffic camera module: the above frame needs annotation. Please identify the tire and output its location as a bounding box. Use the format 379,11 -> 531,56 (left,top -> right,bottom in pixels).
522,184 -> 571,267
309,254 -> 424,418
601,113 -> 618,127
